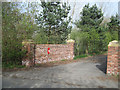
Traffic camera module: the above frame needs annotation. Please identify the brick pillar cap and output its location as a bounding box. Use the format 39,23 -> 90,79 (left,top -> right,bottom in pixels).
108,40 -> 120,47
66,39 -> 75,43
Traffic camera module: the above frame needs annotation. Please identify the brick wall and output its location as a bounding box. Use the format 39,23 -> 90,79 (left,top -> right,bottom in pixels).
22,40 -> 74,67
35,42 -> 74,64
107,40 -> 120,76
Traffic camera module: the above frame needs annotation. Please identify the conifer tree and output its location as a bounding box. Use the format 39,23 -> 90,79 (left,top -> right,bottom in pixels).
35,2 -> 72,44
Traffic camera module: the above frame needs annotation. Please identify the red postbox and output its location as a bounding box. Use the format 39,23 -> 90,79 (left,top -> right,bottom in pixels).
47,48 -> 50,54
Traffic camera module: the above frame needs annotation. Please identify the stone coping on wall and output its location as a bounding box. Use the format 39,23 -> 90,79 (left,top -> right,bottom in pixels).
66,39 -> 75,43
108,40 -> 120,47
22,39 -> 75,45
22,41 -> 35,45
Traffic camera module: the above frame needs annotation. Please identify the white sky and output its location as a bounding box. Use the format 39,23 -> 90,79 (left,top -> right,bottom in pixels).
2,0 -> 119,27
3,0 -> 119,18
68,1 -> 118,22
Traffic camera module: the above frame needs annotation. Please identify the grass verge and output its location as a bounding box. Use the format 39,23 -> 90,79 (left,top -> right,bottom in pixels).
74,51 -> 107,60
2,63 -> 25,69
74,54 -> 88,60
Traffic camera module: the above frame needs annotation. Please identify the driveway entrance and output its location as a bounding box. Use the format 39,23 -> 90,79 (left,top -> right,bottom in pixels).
3,55 -> 118,88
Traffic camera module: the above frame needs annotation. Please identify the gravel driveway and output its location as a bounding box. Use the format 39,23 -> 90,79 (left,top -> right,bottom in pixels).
2,55 -> 118,88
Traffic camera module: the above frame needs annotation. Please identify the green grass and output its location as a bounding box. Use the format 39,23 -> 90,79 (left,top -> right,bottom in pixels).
74,51 -> 107,60
74,54 -> 88,60
50,61 -> 58,63
2,62 -> 25,69
61,59 -> 66,61
117,74 -> 119,78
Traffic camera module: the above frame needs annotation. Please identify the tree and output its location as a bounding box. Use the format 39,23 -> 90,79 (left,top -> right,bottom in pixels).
108,14 -> 119,31
2,2 -> 38,66
73,3 -> 104,55
70,28 -> 89,55
107,14 -> 119,41
2,2 -> 23,65
33,28 -> 48,44
75,3 -> 103,31
35,1 -> 72,44
16,2 -> 39,40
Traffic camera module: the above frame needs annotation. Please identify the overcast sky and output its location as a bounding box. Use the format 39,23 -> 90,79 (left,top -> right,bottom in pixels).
66,1 -> 118,22
4,0 -> 119,27
6,0 -> 119,19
